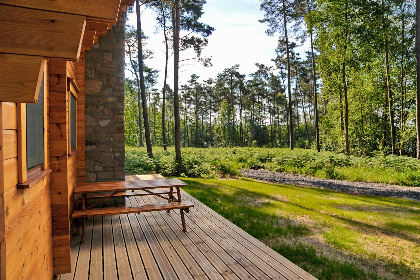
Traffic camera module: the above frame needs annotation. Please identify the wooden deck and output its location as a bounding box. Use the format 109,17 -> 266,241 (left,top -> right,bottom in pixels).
61,175 -> 316,280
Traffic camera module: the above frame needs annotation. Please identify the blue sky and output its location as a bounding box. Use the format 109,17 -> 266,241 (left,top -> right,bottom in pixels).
127,0 -> 279,88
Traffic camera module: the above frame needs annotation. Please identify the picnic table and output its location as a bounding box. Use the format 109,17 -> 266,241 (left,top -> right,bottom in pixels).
72,178 -> 193,241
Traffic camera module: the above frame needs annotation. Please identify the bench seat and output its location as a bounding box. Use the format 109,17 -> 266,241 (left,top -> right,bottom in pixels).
72,201 -> 194,218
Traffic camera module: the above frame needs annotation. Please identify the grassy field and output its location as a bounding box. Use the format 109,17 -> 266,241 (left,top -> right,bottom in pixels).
180,178 -> 420,280
126,147 -> 420,187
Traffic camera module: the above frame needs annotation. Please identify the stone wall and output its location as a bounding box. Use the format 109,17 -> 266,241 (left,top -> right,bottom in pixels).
84,13 -> 126,183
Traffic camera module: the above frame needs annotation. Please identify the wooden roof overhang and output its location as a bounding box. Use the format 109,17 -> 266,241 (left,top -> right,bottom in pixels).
0,0 -> 134,103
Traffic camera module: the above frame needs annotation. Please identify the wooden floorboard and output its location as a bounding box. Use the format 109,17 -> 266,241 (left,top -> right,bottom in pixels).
62,175 -> 316,280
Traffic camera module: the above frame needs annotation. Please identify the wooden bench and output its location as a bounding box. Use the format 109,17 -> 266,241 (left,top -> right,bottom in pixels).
72,178 -> 193,241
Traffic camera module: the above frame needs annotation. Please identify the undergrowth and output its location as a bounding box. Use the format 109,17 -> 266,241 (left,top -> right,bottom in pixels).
125,147 -> 420,187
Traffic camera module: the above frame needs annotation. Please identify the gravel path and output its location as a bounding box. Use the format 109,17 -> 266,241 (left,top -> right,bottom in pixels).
241,169 -> 420,202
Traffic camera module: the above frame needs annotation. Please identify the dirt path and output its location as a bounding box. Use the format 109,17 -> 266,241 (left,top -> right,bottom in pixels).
241,169 -> 420,202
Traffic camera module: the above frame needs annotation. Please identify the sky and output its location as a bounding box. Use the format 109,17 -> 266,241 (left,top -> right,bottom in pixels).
126,0 -> 280,89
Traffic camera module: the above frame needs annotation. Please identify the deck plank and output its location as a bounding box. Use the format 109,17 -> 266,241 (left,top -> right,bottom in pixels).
90,216 -> 103,280
73,218 -> 93,280
126,212 -> 163,280
183,192 -> 316,280
143,195 -> 244,280
112,215 -> 133,280
119,214 -> 148,279
140,199 -> 194,280
103,215 -> 118,280
127,198 -> 179,279
140,196 -> 209,280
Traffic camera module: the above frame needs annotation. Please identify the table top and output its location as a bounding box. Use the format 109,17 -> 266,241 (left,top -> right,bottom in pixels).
74,178 -> 187,194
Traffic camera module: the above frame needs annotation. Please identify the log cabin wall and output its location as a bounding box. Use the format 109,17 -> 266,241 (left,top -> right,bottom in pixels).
49,58 -> 71,274
76,53 -> 86,185
1,81 -> 54,279
0,1 -> 133,279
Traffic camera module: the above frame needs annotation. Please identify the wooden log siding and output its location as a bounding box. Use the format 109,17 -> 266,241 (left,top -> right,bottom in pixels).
76,53 -> 86,184
1,98 -> 54,279
0,1 -> 135,278
49,58 -> 71,274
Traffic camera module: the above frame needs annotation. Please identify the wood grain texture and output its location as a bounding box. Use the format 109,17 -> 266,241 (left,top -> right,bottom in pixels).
72,202 -> 194,218
1,103 -> 17,130
75,178 -> 187,194
49,59 -> 71,275
0,0 -> 122,22
0,104 -> 6,280
75,53 -> 86,184
1,63 -> 54,279
0,5 -> 85,59
2,130 -> 17,161
0,54 -> 45,103
17,104 -> 27,183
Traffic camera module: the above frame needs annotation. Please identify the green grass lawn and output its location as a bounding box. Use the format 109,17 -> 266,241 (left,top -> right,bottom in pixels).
181,178 -> 420,280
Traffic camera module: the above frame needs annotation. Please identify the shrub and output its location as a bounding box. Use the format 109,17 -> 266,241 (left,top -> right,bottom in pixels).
125,146 -> 420,186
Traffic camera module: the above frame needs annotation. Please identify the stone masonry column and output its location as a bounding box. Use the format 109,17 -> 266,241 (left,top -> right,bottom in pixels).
85,13 -> 126,183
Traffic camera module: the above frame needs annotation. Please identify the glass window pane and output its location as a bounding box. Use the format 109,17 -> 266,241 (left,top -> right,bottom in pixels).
71,94 -> 76,149
26,75 -> 44,170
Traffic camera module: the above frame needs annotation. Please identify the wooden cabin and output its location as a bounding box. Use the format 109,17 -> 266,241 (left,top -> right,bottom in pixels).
0,1 -> 134,279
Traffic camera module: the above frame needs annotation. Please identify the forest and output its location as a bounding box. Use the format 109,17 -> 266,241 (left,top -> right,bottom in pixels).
122,2 -> 420,278
124,0 -> 419,159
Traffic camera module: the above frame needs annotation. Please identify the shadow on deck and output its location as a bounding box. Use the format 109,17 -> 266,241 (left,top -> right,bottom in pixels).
61,175 -> 316,280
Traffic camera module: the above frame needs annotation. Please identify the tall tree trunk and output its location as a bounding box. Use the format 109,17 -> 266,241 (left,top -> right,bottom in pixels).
339,80 -> 344,134
301,89 -> 309,147
343,4 -> 350,155
136,0 -> 153,157
239,90 -> 243,144
195,91 -> 199,147
294,68 -> 300,139
127,43 -> 143,146
382,0 -> 396,154
173,0 -> 182,169
229,75 -> 236,145
153,104 -> 156,143
209,110 -> 212,145
283,0 -> 293,150
311,30 -> 320,152
161,3 -> 168,150
416,0 -> 420,159
400,1 -> 406,155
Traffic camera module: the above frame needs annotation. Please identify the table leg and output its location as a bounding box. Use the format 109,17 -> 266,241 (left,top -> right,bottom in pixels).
167,186 -> 174,213
176,186 -> 182,203
180,209 -> 186,232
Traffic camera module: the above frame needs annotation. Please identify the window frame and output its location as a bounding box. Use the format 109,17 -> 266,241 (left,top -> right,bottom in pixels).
68,77 -> 78,156
17,61 -> 49,187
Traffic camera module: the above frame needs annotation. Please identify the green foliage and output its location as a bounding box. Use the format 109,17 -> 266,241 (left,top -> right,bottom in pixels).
126,146 -> 420,186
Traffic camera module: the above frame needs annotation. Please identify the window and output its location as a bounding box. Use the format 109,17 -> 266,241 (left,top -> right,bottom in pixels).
17,62 -> 49,188
26,74 -> 44,169
68,78 -> 78,155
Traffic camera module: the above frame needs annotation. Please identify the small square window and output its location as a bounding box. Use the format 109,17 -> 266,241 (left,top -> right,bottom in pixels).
17,61 -> 49,187
26,74 -> 44,170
